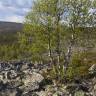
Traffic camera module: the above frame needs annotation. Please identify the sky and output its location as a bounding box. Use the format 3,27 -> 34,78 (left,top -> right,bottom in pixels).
0,0 -> 33,23
0,0 -> 95,23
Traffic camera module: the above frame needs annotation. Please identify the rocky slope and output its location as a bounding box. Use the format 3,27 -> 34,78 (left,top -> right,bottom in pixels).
0,61 -> 96,96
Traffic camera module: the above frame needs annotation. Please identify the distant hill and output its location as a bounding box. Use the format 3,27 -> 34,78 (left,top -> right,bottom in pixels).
0,21 -> 23,33
0,21 -> 23,44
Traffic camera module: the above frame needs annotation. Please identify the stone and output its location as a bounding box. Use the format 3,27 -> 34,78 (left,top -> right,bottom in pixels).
36,91 -> 46,96
22,72 -> 44,92
0,74 -> 3,81
22,92 -> 38,96
0,89 -> 17,96
89,64 -> 96,74
7,70 -> 18,79
91,83 -> 96,96
23,82 -> 39,92
94,84 -> 96,90
23,72 -> 44,85
53,91 -> 64,96
7,80 -> 23,89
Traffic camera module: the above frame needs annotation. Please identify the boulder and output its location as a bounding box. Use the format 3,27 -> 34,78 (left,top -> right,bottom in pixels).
36,91 -> 47,96
0,74 -> 3,81
7,80 -> 23,89
23,72 -> 44,85
22,72 -> 44,92
22,82 -> 39,93
22,92 -> 38,96
7,70 -> 18,80
0,89 -> 17,96
89,64 -> 96,74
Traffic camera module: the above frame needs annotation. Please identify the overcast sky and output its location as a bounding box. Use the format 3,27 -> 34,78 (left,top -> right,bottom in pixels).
0,0 -> 33,23
0,0 -> 95,23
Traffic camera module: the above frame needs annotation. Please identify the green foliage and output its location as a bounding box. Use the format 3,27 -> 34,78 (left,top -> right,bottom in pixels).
0,43 -> 20,61
66,51 -> 96,79
44,51 -> 96,82
0,31 -> 21,60
17,0 -> 96,83
0,32 -> 17,44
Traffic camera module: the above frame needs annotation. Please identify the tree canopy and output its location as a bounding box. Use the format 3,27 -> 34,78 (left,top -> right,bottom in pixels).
18,0 -> 96,81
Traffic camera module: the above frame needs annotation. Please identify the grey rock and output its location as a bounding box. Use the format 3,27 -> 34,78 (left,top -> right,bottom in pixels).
7,70 -> 18,79
22,92 -> 38,96
89,64 -> 96,74
0,89 -> 17,96
36,91 -> 47,96
22,72 -> 44,85
7,80 -> 23,89
21,72 -> 44,92
23,82 -> 39,92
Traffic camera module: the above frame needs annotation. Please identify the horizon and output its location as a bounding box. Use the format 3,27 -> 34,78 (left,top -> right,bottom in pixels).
0,20 -> 23,23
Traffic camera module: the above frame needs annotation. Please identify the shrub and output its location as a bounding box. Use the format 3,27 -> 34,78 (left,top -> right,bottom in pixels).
44,51 -> 96,83
67,51 -> 96,79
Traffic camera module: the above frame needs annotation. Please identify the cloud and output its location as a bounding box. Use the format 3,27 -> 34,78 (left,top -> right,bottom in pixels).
4,16 -> 24,23
0,0 -> 32,8
0,0 -> 33,23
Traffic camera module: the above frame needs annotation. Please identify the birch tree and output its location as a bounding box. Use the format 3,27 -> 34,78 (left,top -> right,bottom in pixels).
19,0 -> 96,81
